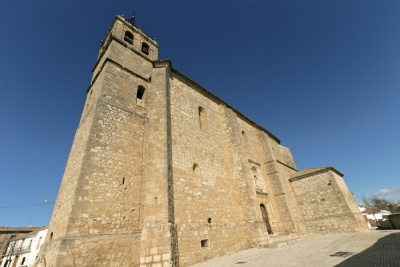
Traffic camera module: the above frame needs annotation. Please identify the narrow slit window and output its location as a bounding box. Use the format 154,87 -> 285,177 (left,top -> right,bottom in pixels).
122,178 -> 125,185
124,31 -> 133,44
193,164 -> 200,186
49,232 -> 53,241
141,42 -> 149,55
198,107 -> 208,132
242,131 -> 249,150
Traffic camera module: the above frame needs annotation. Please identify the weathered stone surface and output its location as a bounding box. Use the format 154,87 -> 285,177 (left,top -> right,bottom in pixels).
35,15 -> 368,267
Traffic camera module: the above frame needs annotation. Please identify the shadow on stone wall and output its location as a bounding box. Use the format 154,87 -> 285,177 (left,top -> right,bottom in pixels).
334,232 -> 400,267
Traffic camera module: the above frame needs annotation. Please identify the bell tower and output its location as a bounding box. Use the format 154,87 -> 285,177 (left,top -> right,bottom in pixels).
37,15 -> 177,267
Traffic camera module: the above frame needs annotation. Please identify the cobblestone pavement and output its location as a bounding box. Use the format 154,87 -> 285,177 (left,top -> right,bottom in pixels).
189,230 -> 400,267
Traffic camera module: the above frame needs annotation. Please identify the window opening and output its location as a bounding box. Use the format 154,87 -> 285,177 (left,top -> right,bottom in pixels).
201,239 -> 209,248
207,218 -> 211,223
198,107 -> 208,132
260,204 -> 273,235
21,257 -> 26,265
137,86 -> 145,106
242,131 -> 249,150
141,42 -> 149,55
124,31 -> 133,44
137,86 -> 145,99
193,164 -> 200,186
122,178 -> 125,185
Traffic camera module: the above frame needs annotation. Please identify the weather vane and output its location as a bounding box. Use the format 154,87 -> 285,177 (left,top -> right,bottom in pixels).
128,11 -> 136,25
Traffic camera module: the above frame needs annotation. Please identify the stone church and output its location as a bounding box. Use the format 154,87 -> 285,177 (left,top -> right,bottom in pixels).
36,15 -> 368,267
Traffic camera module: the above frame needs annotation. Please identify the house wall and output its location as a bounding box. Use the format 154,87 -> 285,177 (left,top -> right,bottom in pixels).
0,227 -> 42,264
1,229 -> 47,267
26,229 -> 47,266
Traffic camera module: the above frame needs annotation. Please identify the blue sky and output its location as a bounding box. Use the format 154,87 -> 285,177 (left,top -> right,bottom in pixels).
1,1 -> 399,227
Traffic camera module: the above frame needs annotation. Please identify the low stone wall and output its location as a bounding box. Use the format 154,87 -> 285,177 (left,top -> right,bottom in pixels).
389,214 -> 400,229
36,231 -> 142,267
379,220 -> 394,230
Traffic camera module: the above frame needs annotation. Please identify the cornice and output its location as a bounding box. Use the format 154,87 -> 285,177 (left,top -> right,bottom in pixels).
288,167 -> 344,182
153,59 -> 172,72
276,159 -> 298,171
92,35 -> 153,74
87,58 -> 151,93
154,60 -> 281,144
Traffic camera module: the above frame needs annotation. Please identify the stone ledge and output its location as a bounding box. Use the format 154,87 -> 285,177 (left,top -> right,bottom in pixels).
289,167 -> 343,182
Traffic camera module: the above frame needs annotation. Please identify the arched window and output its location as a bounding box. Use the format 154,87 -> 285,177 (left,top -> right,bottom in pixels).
198,107 -> 208,132
124,31 -> 133,44
242,131 -> 249,150
49,232 -> 53,241
260,204 -> 273,235
193,164 -> 200,186
141,42 -> 149,55
137,85 -> 145,106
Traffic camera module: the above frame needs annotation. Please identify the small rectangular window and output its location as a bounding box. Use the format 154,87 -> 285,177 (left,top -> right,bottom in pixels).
201,239 -> 209,248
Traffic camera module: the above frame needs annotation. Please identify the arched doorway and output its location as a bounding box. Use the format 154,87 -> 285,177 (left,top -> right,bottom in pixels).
260,204 -> 273,234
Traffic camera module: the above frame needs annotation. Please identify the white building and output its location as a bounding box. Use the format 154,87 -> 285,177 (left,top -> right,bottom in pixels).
1,228 -> 47,267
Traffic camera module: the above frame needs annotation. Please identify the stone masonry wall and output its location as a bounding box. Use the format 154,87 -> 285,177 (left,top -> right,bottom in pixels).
39,47 -> 155,267
290,170 -> 368,234
92,40 -> 153,82
47,92 -> 95,241
168,73 -> 302,266
256,134 -> 297,234
37,232 -> 141,267
138,64 -> 175,267
39,15 -> 368,267
276,162 -> 309,235
68,64 -> 148,235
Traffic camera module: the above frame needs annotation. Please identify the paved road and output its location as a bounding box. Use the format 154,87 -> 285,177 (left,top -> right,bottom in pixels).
189,230 -> 400,267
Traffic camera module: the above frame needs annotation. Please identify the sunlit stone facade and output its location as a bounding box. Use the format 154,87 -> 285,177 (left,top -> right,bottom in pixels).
36,15 -> 368,267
